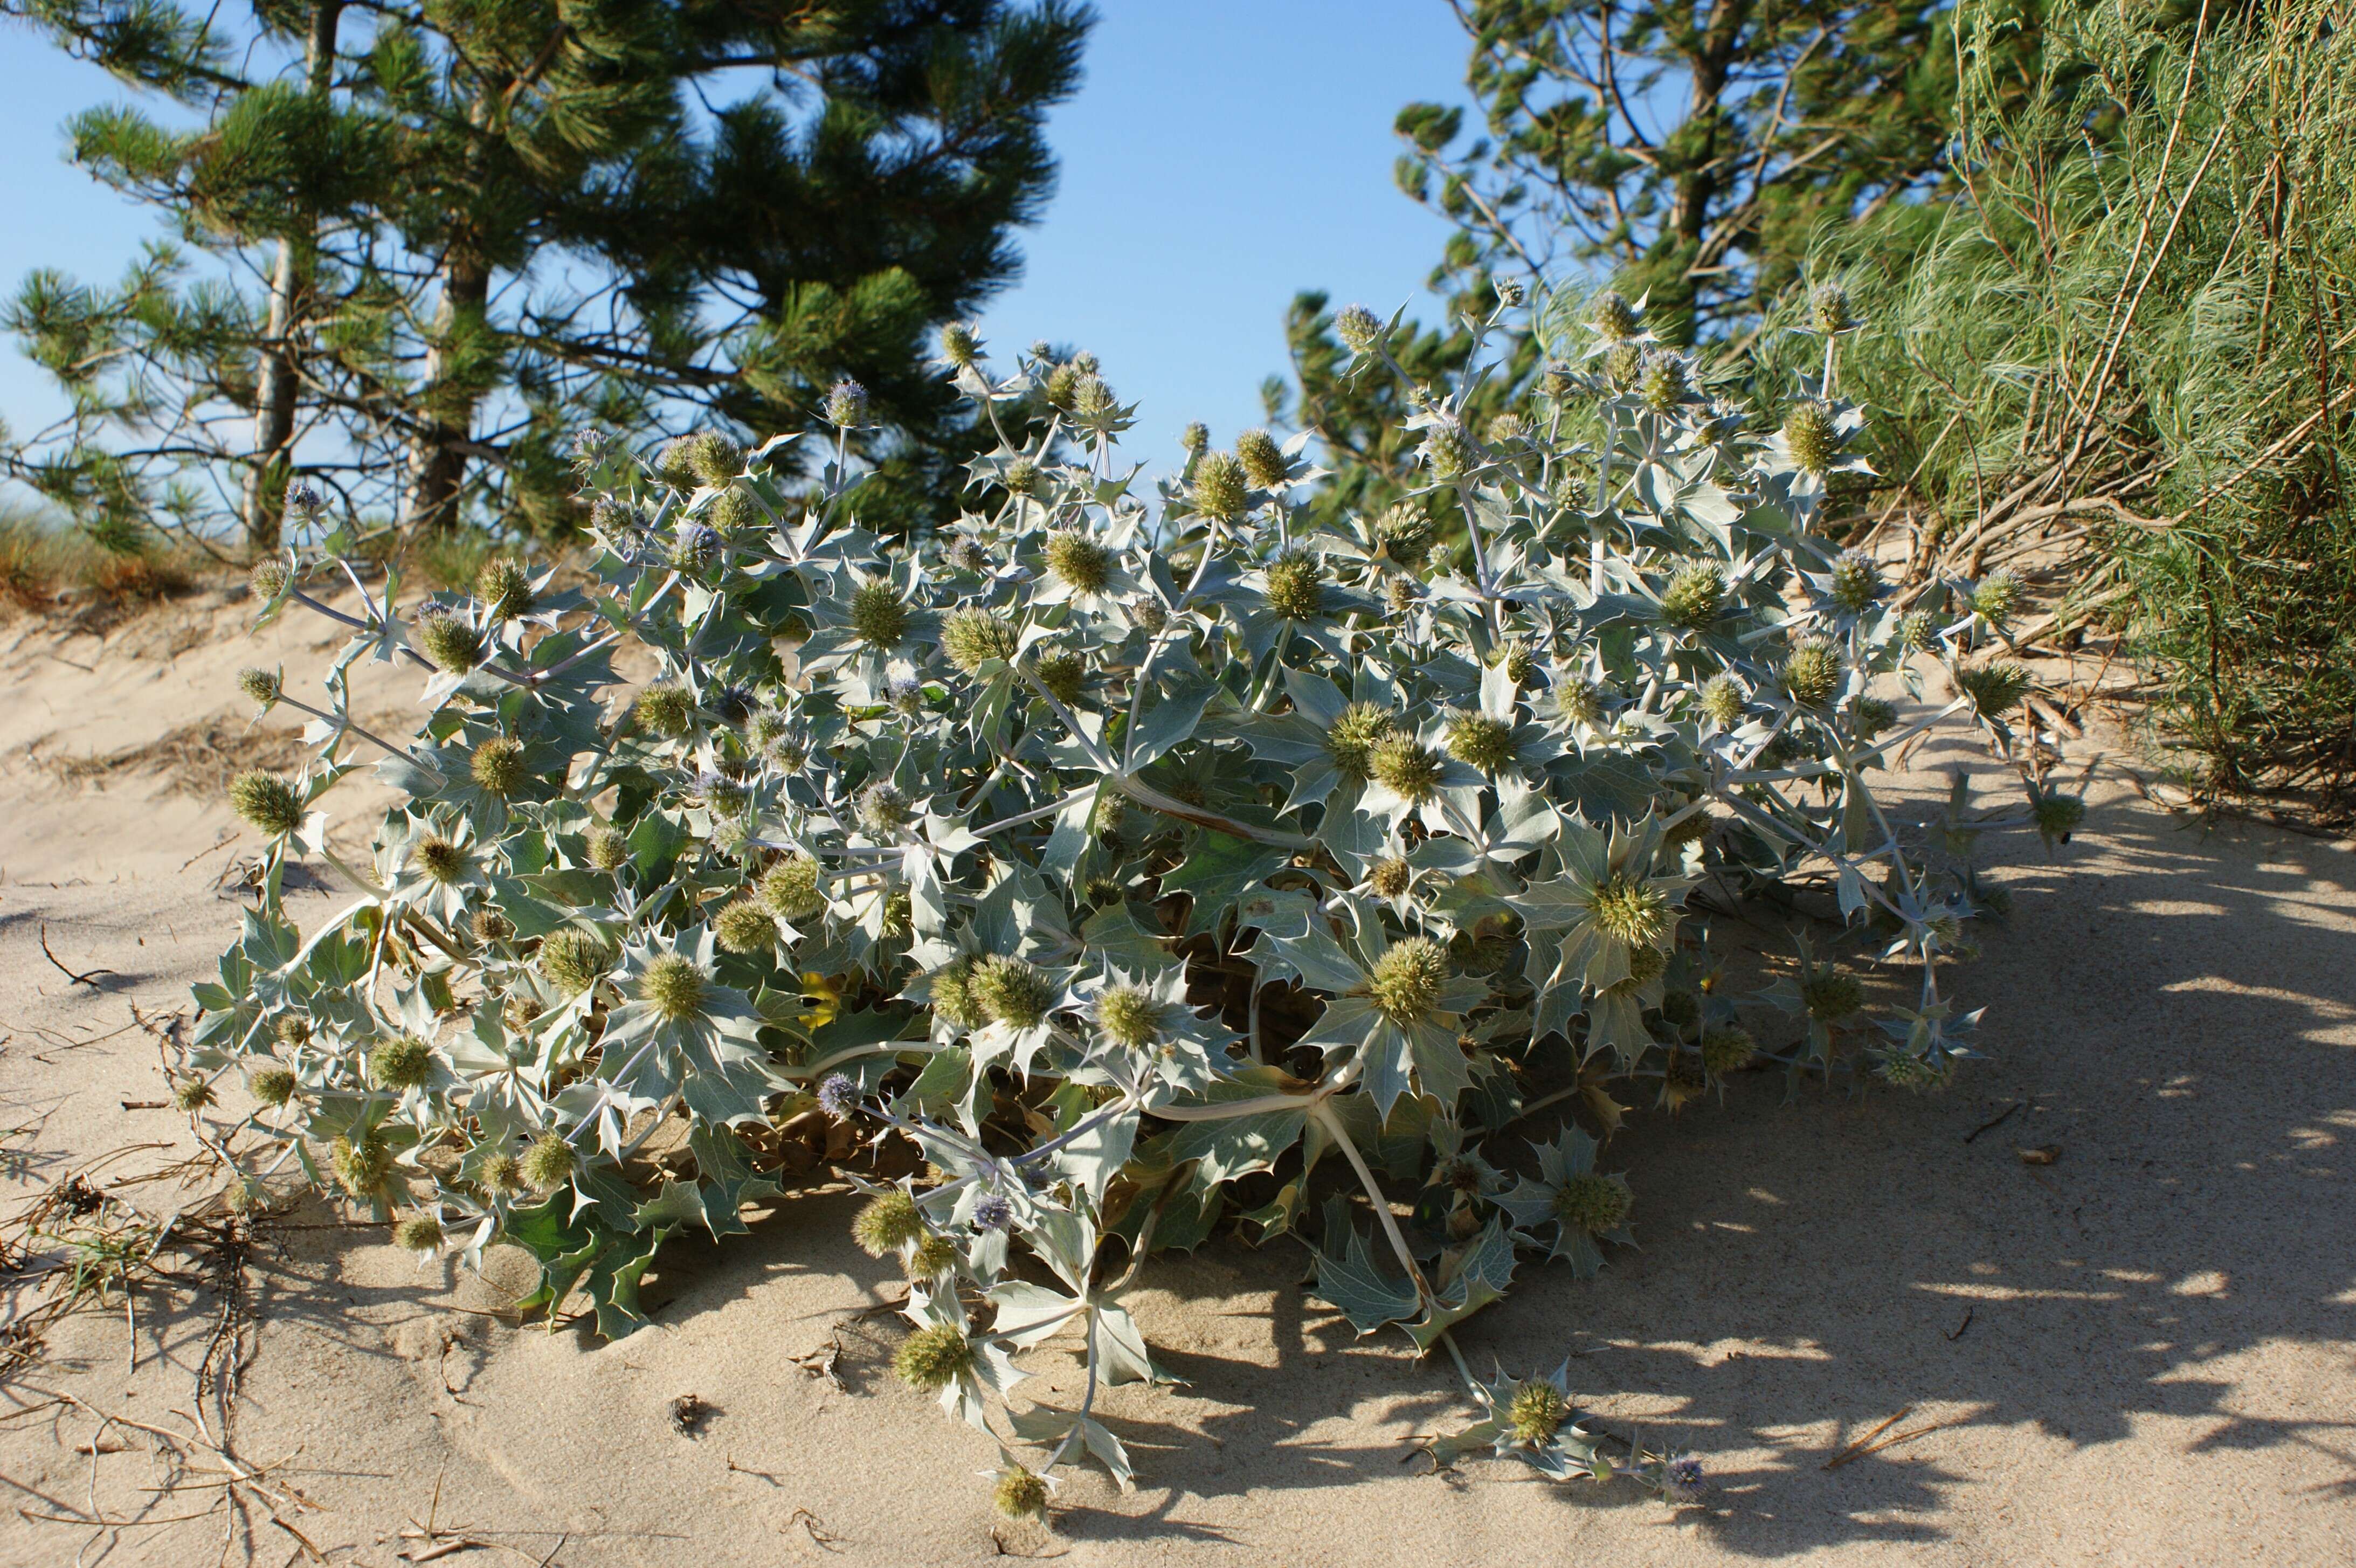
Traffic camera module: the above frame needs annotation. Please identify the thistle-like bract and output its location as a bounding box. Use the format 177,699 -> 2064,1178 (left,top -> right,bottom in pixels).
1553,1173 -> 1631,1233
1262,550 -> 1325,621
1368,936 -> 1448,1025
1044,530 -> 1111,593
1445,712 -> 1516,773
538,929 -> 611,995
853,1190 -> 924,1257
1096,986 -> 1164,1049
1782,639 -> 1843,707
893,1324 -> 975,1392
471,736 -> 525,796
1367,734 -> 1443,802
1237,427 -> 1288,489
1659,564 -> 1725,631
972,955 -> 1054,1029
229,771 -> 305,837
414,612 -> 481,673
1192,451 -> 1247,522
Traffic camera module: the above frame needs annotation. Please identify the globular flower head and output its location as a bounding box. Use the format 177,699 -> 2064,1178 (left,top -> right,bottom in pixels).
1180,420 -> 1210,455
893,1323 -> 974,1392
1262,550 -> 1325,621
712,898 -> 775,955
659,430 -> 744,488
1368,734 -> 1445,802
1638,351 -> 1689,412
1497,641 -> 1536,685
1829,551 -> 1882,612
856,780 -> 911,835
1192,451 -> 1247,522
1421,420 -> 1478,480
1553,1172 -> 1631,1233
816,1073 -> 859,1118
1702,1026 -> 1756,1076
274,1013 -> 312,1046
478,1150 -> 524,1195
1325,702 -> 1398,779
1070,375 -> 1118,423
1699,674 -> 1745,728
1558,678 -> 1606,726
942,608 -> 1018,673
849,582 -> 908,650
1604,341 -> 1646,387
2034,792 -> 2086,841
1033,647 -> 1087,706
538,928 -> 611,995
1369,855 -> 1413,899
972,1191 -> 1013,1232
941,321 -> 982,367
1854,696 -> 1897,740
1376,501 -> 1434,567
174,1075 -> 216,1112
371,1033 -> 435,1089
1587,874 -> 1667,948
1591,289 -> 1640,342
929,956 -> 990,1032
1784,400 -> 1839,473
237,666 -> 281,710
414,835 -> 467,884
1238,427 -> 1288,489
669,522 -> 718,571
1956,661 -> 2030,716
1802,970 -> 1864,1020
471,736 -> 524,797
414,612 -> 481,673
1445,711 -> 1516,773
475,558 -> 533,619
1507,1380 -> 1571,1445
585,823 -> 631,872
1367,936 -> 1448,1025
1659,564 -> 1725,631
1095,985 -> 1165,1050
249,557 -> 291,601
1782,638 -> 1843,707
853,1190 -> 924,1257
1044,530 -> 1112,593
1494,276 -> 1526,307
250,1065 -> 298,1107
972,954 -> 1054,1030
711,488 -> 763,535
633,684 -> 694,738
760,855 -> 824,920
1043,360 -> 1082,410
1969,571 -> 2022,625
907,1233 -> 959,1279
521,1130 -> 576,1190
330,1133 -> 392,1199
393,1213 -> 444,1255
641,954 -> 708,1021
993,1466 -> 1050,1521
824,377 -> 869,428
1898,608 -> 1939,652
1335,303 -> 1384,353
1386,577 -> 1417,617
1811,281 -> 1857,335
1003,457 -> 1042,497
229,771 -> 305,838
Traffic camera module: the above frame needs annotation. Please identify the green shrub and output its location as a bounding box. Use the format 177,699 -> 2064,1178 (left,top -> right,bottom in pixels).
183,302 -> 2061,1513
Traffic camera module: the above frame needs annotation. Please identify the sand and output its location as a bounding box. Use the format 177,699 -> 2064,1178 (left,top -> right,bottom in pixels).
0,584 -> 2350,1566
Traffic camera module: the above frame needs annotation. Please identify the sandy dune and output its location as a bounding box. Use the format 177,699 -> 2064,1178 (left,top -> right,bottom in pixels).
0,586 -> 2349,1565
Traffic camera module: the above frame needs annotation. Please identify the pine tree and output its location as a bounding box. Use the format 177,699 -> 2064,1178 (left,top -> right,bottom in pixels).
2,1 -> 1089,549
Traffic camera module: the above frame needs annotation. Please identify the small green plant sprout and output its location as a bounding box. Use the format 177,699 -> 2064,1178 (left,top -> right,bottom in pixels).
184,286 -> 2060,1519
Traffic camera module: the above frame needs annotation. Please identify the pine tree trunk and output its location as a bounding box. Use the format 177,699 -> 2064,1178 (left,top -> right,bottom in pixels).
404,259 -> 490,534
244,1 -> 342,552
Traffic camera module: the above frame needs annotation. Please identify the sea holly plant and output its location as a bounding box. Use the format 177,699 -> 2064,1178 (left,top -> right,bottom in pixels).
184,287 -> 2071,1518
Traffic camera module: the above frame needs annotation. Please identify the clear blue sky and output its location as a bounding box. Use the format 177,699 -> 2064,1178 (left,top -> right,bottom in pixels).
0,1 -> 1475,498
